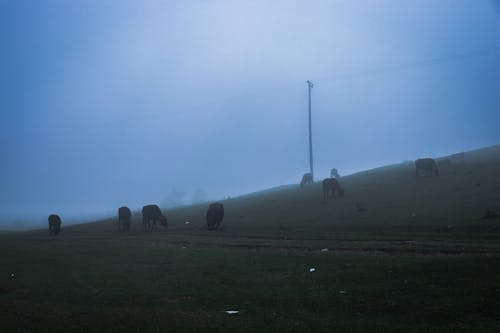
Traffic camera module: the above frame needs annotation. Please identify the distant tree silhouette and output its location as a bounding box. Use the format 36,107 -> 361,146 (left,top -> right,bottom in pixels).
191,188 -> 208,204
162,188 -> 186,208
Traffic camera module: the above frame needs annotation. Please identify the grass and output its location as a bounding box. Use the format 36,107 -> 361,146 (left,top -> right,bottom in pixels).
1,144 -> 500,332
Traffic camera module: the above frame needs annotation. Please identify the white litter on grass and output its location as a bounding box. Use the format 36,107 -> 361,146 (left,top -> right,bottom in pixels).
185,221 -> 191,225
309,268 -> 316,272
225,310 -> 239,315
339,290 -> 347,294
11,273 -> 14,278
321,248 -> 329,252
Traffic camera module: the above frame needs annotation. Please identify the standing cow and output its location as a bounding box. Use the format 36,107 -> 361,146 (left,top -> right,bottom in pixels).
118,206 -> 132,231
206,202 -> 224,230
142,205 -> 167,229
415,158 -> 439,177
300,173 -> 313,188
322,178 -> 344,200
48,214 -> 62,235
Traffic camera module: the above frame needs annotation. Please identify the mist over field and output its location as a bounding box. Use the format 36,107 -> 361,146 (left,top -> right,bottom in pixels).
1,0 -> 499,228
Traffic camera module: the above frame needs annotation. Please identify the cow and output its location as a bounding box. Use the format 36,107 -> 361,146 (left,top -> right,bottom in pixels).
48,214 -> 62,235
415,158 -> 439,177
330,168 -> 340,178
322,178 -> 344,200
300,173 -> 313,188
206,202 -> 224,230
118,206 -> 132,231
142,205 -> 167,229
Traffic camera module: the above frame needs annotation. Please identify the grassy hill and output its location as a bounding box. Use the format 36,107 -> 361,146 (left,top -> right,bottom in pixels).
73,144 -> 500,237
1,145 -> 499,332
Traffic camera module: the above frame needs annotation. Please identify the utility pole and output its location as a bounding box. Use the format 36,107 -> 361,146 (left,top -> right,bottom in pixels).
307,80 -> 314,181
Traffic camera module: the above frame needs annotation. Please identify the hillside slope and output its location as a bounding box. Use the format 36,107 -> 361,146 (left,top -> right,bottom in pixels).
2,145 -> 500,333
69,144 -> 500,237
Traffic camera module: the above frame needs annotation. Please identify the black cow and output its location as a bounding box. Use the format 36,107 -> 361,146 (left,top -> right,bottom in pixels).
300,173 -> 313,188
142,205 -> 167,229
118,206 -> 132,231
48,214 -> 62,235
330,168 -> 340,178
415,158 -> 439,177
322,178 -> 344,200
206,202 -> 224,230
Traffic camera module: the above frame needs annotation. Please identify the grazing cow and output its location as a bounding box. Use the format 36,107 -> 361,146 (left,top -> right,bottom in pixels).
118,206 -> 132,231
48,214 -> 62,235
300,173 -> 313,188
142,205 -> 167,229
206,202 -> 224,230
330,168 -> 340,178
415,158 -> 439,177
322,178 -> 344,200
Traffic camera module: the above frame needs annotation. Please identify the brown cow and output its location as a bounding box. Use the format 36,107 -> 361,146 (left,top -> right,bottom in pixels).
322,178 -> 344,200
300,173 -> 313,188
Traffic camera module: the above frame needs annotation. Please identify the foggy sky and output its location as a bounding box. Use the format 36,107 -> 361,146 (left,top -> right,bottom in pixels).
1,0 -> 499,228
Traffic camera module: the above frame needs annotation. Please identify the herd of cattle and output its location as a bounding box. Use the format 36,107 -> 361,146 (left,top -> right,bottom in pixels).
48,202 -> 225,235
47,157 -> 445,235
302,157 -> 444,200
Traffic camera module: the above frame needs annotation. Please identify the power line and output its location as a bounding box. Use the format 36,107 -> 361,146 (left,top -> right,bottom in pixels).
59,47 -> 500,132
314,48 -> 500,83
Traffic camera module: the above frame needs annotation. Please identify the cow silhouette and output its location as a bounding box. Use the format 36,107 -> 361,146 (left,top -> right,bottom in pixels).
48,214 -> 62,235
142,205 -> 167,229
118,206 -> 132,231
330,168 -> 340,178
300,173 -> 313,188
415,158 -> 439,177
322,178 -> 344,200
206,202 -> 224,230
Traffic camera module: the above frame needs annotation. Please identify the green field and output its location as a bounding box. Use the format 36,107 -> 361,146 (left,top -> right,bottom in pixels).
1,145 -> 500,332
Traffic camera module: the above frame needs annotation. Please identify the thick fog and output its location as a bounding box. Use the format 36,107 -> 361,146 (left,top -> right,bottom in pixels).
1,1 -> 499,228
